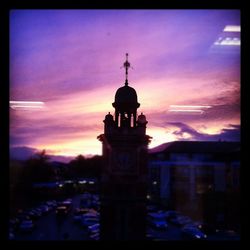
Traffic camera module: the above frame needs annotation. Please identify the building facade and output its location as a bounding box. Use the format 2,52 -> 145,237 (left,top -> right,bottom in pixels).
148,141 -> 240,230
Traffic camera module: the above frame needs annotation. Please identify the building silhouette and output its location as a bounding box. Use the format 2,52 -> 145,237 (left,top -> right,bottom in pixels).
98,54 -> 151,240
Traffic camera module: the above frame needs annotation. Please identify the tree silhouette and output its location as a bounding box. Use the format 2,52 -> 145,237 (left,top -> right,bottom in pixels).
69,154 -> 102,178
21,150 -> 54,184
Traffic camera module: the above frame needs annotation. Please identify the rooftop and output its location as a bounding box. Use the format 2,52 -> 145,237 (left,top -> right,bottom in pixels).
149,141 -> 240,154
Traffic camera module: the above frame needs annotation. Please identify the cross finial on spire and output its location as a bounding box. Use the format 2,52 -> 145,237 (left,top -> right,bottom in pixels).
123,53 -> 131,86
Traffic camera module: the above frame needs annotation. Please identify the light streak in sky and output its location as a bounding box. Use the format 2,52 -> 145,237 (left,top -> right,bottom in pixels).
168,105 -> 212,114
223,25 -> 241,32
169,105 -> 212,109
214,37 -> 240,46
10,101 -> 45,110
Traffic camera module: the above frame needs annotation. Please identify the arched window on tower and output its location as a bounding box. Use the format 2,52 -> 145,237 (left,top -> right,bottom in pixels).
118,114 -> 121,127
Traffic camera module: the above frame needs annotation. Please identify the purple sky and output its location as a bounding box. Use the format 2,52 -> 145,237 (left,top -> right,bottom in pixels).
10,10 -> 240,160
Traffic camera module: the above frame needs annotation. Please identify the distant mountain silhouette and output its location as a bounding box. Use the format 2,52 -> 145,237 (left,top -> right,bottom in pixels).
10,146 -> 74,163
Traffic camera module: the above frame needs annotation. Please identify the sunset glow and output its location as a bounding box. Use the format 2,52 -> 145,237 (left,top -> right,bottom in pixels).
10,10 -> 240,160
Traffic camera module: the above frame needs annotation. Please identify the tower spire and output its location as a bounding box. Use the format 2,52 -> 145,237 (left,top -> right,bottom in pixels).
123,53 -> 131,86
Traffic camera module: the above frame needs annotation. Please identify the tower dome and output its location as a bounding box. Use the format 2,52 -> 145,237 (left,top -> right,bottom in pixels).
137,112 -> 147,124
115,84 -> 138,103
112,53 -> 140,128
112,82 -> 140,110
105,112 -> 113,121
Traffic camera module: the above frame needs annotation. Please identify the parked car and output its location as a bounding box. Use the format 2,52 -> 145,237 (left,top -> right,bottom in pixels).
26,209 -> 41,220
9,218 -> 20,231
9,231 -> 15,240
89,232 -> 99,240
81,217 -> 99,227
34,207 -> 46,216
56,206 -> 70,216
40,205 -> 51,214
92,195 -> 99,202
16,213 -> 31,222
146,205 -> 158,212
19,220 -> 35,232
195,222 -> 217,235
169,215 -> 192,226
181,226 -> 207,240
146,233 -> 155,240
82,210 -> 99,219
58,200 -> 72,209
164,210 -> 180,220
46,200 -> 57,209
215,229 -> 240,240
32,208 -> 42,217
73,208 -> 89,222
80,198 -> 92,208
88,223 -> 100,234
147,213 -> 168,230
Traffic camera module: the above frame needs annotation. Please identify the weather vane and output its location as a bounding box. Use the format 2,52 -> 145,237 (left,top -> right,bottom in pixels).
122,53 -> 133,86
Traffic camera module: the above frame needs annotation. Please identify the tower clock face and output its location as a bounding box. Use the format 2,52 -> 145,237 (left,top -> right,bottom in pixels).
117,152 -> 131,170
112,151 -> 136,173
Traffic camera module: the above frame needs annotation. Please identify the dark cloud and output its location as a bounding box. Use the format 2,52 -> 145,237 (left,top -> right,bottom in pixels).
167,122 -> 240,141
161,80 -> 240,124
202,103 -> 240,121
146,79 -> 240,128
147,100 -> 240,128
169,122 -> 202,138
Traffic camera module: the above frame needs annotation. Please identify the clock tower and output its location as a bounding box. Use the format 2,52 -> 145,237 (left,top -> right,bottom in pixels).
98,54 -> 151,240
